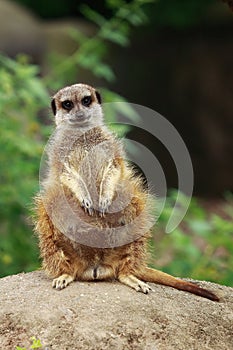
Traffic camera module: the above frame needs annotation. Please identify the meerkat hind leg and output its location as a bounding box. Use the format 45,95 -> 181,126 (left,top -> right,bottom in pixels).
118,274 -> 153,294
52,274 -> 74,290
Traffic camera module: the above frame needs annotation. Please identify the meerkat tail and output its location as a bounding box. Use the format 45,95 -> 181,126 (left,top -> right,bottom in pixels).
136,267 -> 219,301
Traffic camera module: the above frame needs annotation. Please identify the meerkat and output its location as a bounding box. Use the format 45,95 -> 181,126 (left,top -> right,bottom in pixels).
34,83 -> 219,301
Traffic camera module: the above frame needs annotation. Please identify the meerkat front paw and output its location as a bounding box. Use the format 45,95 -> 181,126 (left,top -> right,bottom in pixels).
52,274 -> 74,290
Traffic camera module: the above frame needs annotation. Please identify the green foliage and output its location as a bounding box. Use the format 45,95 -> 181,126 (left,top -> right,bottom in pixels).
45,0 -> 153,89
0,0 -> 150,278
14,0 -> 154,21
150,190 -> 233,286
0,0 -> 232,289
147,0 -> 215,28
14,0 -> 218,28
16,336 -> 43,350
0,55 -> 50,276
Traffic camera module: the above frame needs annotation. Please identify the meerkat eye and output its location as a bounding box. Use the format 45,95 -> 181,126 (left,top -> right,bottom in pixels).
81,95 -> 92,107
62,100 -> 74,111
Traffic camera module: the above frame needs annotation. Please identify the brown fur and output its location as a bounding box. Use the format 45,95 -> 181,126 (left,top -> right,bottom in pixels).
34,83 -> 219,301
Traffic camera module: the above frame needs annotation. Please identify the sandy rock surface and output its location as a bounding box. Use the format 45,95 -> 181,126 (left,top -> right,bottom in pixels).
0,271 -> 232,350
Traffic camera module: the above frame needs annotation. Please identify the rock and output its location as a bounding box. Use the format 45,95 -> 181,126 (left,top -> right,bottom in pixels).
0,0 -> 45,59
0,0 -> 95,65
0,271 -> 232,349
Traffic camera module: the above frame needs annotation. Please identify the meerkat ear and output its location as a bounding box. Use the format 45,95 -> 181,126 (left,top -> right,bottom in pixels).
95,91 -> 102,104
51,98 -> 56,115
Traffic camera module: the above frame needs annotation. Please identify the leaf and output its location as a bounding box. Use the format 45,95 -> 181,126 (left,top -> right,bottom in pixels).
103,100 -> 141,124
188,220 -> 212,236
93,63 -> 115,82
80,5 -> 106,27
68,28 -> 87,45
117,8 -> 147,26
106,0 -> 124,9
30,336 -> 42,349
108,123 -> 131,137
99,27 -> 129,46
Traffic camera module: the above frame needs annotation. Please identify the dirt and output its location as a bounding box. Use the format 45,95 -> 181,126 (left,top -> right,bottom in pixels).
0,271 -> 232,350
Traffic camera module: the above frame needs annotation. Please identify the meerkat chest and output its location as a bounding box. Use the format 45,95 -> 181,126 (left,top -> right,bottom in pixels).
69,141 -> 115,185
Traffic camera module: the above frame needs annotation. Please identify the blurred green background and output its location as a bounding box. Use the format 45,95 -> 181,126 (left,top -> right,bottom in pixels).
0,0 -> 232,286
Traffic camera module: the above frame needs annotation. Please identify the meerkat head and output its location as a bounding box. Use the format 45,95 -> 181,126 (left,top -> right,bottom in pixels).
51,83 -> 103,128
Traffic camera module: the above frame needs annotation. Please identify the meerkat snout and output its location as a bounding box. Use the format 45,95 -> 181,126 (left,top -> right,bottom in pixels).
51,83 -> 103,128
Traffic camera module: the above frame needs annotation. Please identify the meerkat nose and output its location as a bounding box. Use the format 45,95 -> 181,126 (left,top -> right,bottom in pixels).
75,111 -> 85,118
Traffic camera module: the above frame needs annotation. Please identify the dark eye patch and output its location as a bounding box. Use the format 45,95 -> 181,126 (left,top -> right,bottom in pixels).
51,99 -> 56,115
81,95 -> 92,107
95,91 -> 102,104
61,100 -> 74,111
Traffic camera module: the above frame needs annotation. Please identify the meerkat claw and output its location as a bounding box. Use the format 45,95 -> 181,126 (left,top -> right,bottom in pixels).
99,197 -> 111,217
99,209 -> 105,217
81,198 -> 94,215
137,282 -> 153,294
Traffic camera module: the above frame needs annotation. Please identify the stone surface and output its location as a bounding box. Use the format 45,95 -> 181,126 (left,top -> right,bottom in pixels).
0,271 -> 232,350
